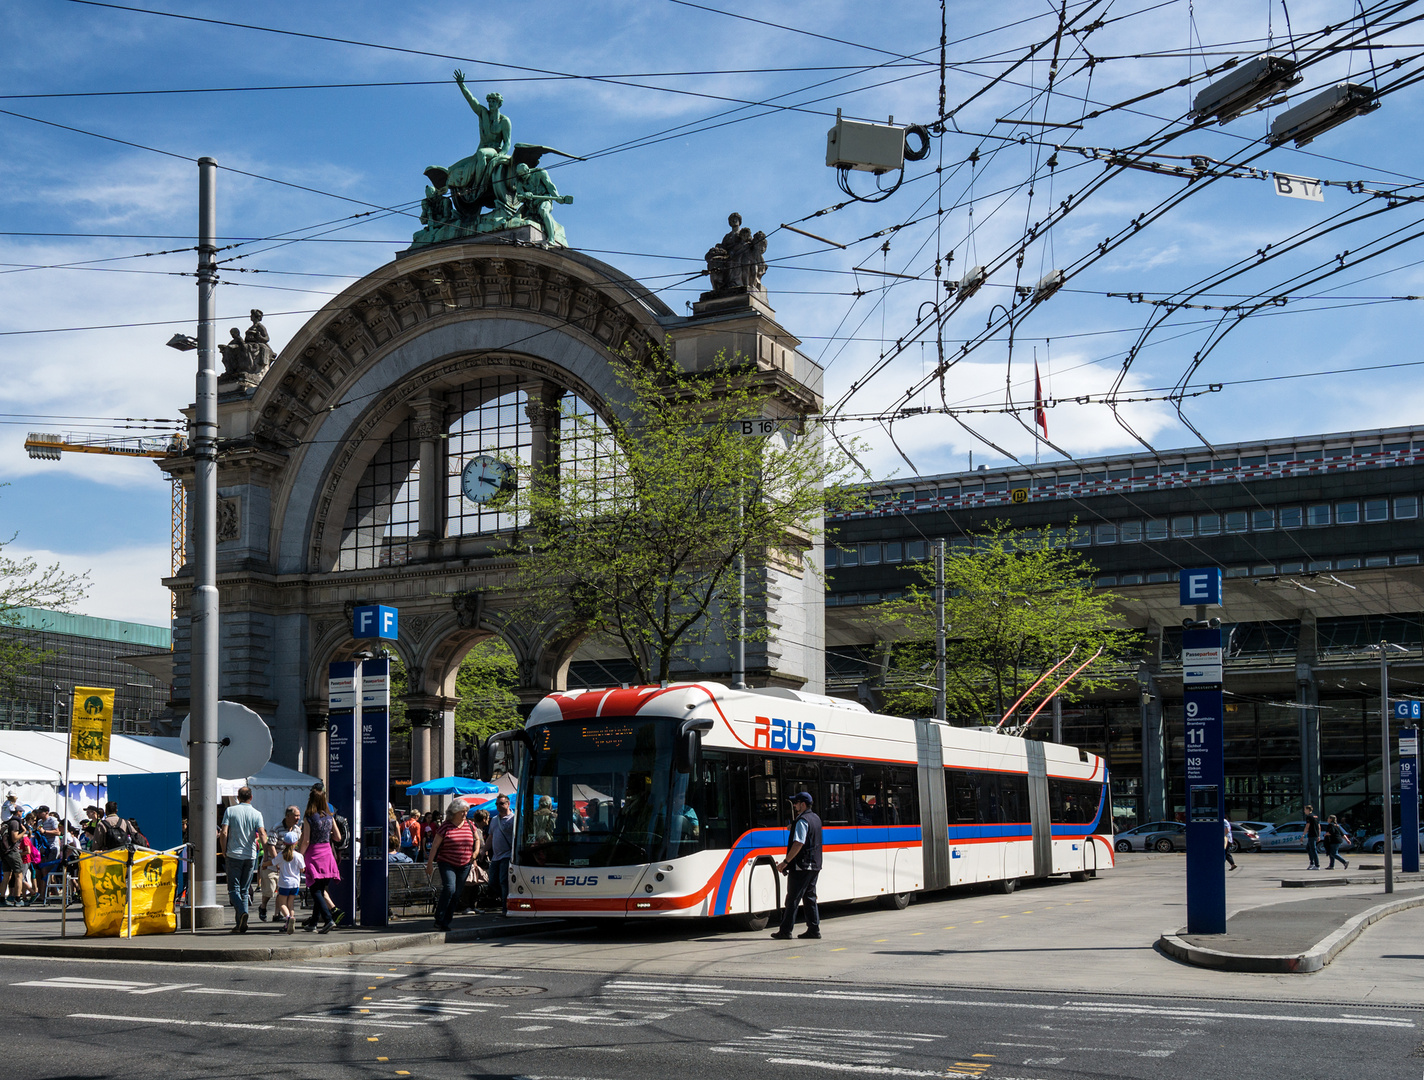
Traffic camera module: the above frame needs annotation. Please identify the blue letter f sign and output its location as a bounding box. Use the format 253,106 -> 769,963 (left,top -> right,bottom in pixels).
352,604 -> 399,640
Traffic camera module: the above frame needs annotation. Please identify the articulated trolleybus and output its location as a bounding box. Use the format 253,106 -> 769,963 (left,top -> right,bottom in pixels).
487,682 -> 1112,928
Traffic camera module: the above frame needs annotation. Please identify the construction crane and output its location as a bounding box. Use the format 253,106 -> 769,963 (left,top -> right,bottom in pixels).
24,432 -> 189,620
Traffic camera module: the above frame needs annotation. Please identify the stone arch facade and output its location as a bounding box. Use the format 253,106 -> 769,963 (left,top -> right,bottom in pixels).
161,236 -> 826,785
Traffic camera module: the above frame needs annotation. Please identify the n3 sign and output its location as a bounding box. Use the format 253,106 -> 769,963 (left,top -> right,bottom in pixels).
1179,568 -> 1222,607
352,604 -> 399,640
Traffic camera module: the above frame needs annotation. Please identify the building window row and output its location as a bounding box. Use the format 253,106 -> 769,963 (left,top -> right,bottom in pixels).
1095,553 -> 1420,587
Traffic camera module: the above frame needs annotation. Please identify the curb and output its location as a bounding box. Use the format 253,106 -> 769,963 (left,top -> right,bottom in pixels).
0,917 -> 556,964
1158,893 -> 1424,973
1281,872 -> 1424,889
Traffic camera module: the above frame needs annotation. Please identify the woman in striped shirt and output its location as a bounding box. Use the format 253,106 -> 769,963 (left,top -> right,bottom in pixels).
426,801 -> 480,931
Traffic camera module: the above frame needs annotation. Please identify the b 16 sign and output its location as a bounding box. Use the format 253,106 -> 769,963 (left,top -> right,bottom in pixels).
352,604 -> 399,640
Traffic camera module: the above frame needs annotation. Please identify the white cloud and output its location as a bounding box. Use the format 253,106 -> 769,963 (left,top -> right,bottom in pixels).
8,544 -> 170,628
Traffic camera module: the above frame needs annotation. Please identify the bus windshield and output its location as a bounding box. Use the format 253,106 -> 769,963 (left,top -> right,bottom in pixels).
516,717 -> 700,868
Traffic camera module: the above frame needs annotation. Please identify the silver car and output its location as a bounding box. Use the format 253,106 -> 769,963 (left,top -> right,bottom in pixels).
1359,827 -> 1424,854
1113,820 -> 1185,853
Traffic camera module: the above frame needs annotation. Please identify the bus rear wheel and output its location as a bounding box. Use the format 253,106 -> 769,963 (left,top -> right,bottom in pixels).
731,911 -> 770,932
995,877 -> 1017,894
879,891 -> 911,910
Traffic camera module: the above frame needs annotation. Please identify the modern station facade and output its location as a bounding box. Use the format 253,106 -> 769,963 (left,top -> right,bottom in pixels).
825,425 -> 1424,836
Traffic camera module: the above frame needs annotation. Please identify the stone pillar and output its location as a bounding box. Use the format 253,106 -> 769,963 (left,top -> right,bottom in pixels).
1140,624 -> 1167,824
405,703 -> 439,812
524,381 -> 562,502
410,396 -> 446,545
1296,610 -> 1321,814
305,705 -> 329,786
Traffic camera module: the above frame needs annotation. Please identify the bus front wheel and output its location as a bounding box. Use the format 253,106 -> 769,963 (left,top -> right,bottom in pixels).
731,911 -> 770,932
879,891 -> 911,910
995,877 -> 1017,894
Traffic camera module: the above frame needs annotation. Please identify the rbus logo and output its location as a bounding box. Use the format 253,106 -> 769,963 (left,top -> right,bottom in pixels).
553,875 -> 598,886
754,715 -> 817,752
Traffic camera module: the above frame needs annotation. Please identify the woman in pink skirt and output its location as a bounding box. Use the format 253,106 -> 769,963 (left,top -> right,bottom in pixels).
296,787 -> 343,933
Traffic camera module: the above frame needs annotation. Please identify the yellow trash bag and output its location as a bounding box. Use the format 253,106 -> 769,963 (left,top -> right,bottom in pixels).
78,848 -> 180,937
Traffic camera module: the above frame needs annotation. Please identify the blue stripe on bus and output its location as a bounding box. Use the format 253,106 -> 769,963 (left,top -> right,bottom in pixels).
709,825 -> 922,916
947,823 -> 1031,841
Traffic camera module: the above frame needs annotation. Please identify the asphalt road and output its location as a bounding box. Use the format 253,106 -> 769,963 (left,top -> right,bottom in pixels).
3,951 -> 1421,1080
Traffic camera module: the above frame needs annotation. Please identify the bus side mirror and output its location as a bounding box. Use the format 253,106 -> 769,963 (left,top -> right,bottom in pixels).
480,728 -> 535,781
676,717 -> 713,773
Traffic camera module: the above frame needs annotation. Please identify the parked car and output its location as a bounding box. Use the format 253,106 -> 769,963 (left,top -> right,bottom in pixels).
1142,824 -> 1188,852
1237,820 -> 1275,834
1257,821 -> 1355,852
1359,827 -> 1424,854
1228,823 -> 1262,852
1113,820 -> 1185,853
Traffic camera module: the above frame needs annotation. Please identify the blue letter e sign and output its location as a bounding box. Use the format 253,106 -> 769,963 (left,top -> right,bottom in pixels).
352,604 -> 399,641
1179,568 -> 1222,607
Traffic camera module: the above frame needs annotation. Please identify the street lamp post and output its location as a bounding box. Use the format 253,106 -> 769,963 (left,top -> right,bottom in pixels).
1379,640 -> 1395,896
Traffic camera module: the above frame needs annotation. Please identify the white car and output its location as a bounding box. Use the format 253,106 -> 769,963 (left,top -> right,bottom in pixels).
1257,821 -> 1355,852
1359,827 -> 1424,854
1113,820 -> 1186,853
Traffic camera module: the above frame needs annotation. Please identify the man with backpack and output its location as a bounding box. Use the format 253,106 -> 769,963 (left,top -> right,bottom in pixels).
95,802 -> 136,852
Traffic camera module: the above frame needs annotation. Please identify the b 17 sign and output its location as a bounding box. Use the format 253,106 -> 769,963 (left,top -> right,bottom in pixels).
1273,173 -> 1324,202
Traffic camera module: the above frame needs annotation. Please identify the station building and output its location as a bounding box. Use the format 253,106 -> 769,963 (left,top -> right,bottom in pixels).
825,424 -> 1424,835
0,608 -> 172,733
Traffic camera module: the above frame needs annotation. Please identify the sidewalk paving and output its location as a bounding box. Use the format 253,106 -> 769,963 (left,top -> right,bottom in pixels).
1159,885 -> 1424,973
0,903 -> 545,962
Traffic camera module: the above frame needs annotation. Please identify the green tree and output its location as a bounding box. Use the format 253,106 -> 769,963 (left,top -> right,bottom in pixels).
0,502 -> 89,695
504,349 -> 862,685
453,639 -> 522,742
874,522 -> 1142,724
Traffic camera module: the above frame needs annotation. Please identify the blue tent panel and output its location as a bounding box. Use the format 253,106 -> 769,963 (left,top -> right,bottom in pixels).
406,775 -> 499,796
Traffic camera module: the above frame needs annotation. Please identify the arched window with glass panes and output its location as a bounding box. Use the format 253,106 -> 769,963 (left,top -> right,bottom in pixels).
336,373 -> 619,570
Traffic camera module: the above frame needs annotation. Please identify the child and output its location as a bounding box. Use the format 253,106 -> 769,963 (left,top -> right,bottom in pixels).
275,841 -> 305,934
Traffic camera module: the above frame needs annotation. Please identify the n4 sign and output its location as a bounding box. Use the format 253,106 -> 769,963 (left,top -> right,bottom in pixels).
754,715 -> 817,752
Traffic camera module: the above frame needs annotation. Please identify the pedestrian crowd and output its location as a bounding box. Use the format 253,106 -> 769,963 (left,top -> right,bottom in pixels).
0,793 -> 147,907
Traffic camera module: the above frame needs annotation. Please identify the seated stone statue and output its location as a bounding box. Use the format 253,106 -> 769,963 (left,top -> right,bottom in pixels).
244,309 -> 275,371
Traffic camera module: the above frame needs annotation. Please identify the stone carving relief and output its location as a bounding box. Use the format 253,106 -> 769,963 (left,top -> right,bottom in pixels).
216,496 -> 240,543
452,591 -> 483,629
220,310 -> 277,381
704,212 -> 768,296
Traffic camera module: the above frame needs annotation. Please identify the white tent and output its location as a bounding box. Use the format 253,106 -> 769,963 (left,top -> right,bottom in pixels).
0,732 -> 320,830
130,736 -> 320,830
0,731 -> 191,821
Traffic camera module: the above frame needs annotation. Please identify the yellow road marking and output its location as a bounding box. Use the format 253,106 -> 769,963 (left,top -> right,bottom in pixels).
396,1071 -> 410,1075
363,996 -> 373,1000
376,1057 -> 388,1062
943,925 -> 956,929
1021,910 -> 1033,914
873,938 -> 888,942
367,1038 -> 379,1043
831,947 -> 848,951
973,1053 -> 996,1057
998,914 -> 1012,918
972,920 -> 984,924
360,1009 -> 370,1014
910,931 -> 924,936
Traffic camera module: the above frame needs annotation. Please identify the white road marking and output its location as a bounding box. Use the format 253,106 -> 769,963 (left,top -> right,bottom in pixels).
15,977 -> 150,990
426,970 -> 523,979
763,1059 -> 1000,1078
129,983 -> 201,995
68,1013 -> 292,1032
1023,1059 -> 1065,1067
515,1024 -> 553,1032
606,981 -> 1417,1029
184,987 -> 284,997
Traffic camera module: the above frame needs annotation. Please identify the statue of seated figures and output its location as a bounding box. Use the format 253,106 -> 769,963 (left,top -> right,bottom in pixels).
703,212 -> 768,295
410,73 -> 580,249
220,309 -> 275,380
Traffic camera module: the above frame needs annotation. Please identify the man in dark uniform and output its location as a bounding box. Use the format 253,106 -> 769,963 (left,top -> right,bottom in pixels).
771,791 -> 822,940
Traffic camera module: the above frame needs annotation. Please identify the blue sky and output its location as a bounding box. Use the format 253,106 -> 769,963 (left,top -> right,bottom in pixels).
3,0 -> 1423,625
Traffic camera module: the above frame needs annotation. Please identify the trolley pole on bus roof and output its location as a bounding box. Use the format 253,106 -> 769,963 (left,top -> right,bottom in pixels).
934,539 -> 946,723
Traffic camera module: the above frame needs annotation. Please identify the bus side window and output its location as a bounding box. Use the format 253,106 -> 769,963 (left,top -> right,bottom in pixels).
695,751 -> 732,850
751,756 -> 782,828
820,764 -> 852,826
854,763 -> 887,824
886,767 -> 920,825
999,773 -> 1030,823
783,761 -> 819,825
946,769 -> 979,824
726,752 -> 752,840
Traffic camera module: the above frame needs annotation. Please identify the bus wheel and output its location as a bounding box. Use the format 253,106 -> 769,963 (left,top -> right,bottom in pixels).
995,878 -> 1017,895
731,911 -> 770,932
1069,871 -> 1088,882
879,892 -> 911,910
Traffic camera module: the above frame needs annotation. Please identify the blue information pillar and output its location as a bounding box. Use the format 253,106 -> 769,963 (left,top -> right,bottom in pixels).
1401,726 -> 1419,875
1180,568 -> 1226,935
359,656 -> 390,927
327,660 -> 359,920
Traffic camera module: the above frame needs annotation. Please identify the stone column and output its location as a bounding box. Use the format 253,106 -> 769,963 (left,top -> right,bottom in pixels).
1296,609 -> 1321,814
304,704 -> 329,786
405,703 -> 439,812
1140,623 -> 1167,824
410,396 -> 447,547
524,381 -> 563,501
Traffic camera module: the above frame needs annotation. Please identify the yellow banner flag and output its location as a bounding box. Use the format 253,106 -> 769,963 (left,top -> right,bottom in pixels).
78,849 -> 180,937
69,686 -> 115,762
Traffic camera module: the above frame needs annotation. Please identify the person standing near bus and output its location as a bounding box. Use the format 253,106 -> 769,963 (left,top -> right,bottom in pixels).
771,791 -> 822,941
